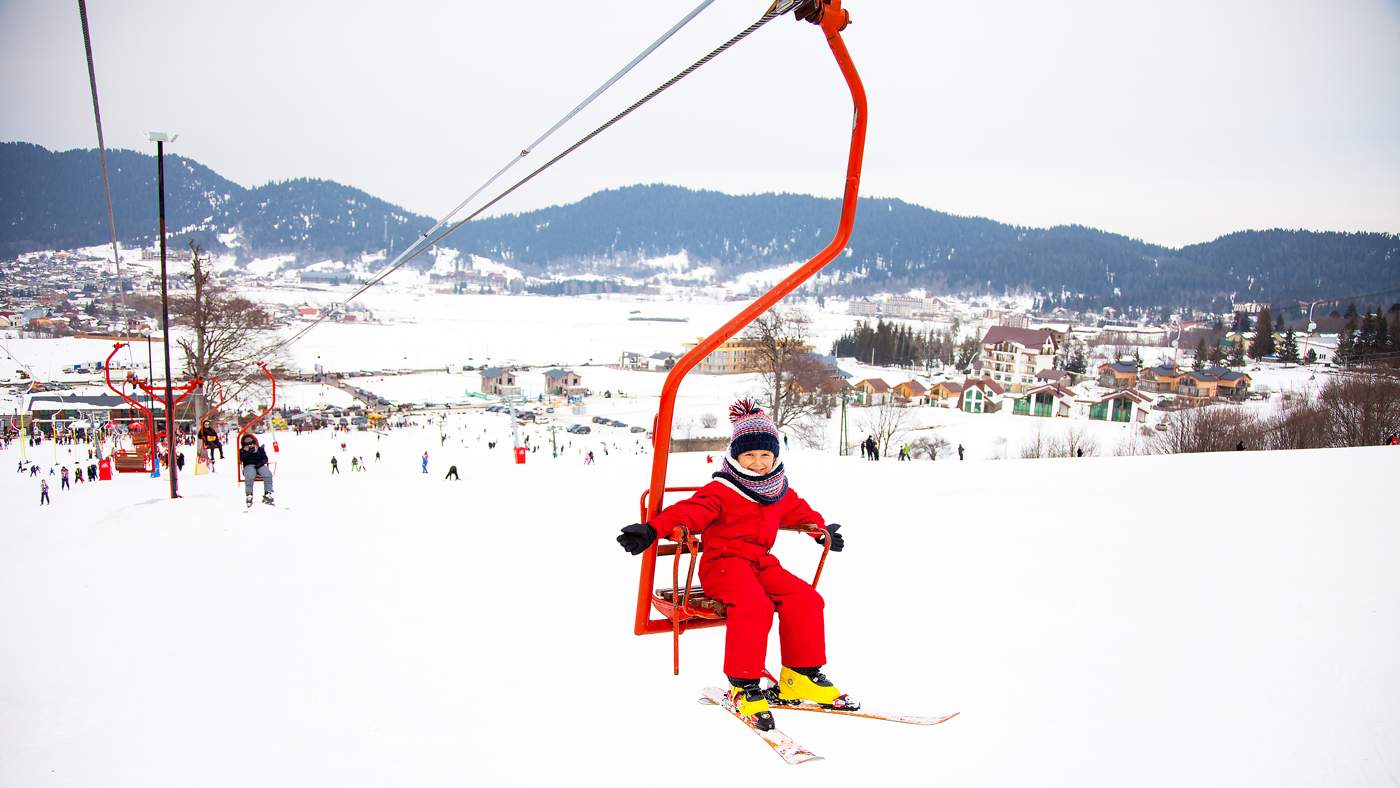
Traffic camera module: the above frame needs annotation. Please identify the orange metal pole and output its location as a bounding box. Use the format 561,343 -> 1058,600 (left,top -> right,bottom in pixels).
634,3 -> 866,637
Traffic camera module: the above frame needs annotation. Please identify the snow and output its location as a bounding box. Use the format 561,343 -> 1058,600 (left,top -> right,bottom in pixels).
2,293 -> 1397,786
1,420 -> 1396,786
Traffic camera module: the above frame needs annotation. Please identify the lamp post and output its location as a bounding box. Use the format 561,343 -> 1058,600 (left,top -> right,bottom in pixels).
144,131 -> 180,499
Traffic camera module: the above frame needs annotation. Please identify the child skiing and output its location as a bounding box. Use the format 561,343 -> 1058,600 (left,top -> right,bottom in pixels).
616,400 -> 851,732
239,433 -> 274,506
39,478 -> 50,505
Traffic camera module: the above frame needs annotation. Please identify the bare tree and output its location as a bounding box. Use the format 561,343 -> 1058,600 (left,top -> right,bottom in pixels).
700,413 -> 719,429
789,416 -> 828,450
1049,423 -> 1099,458
1019,426 -> 1050,459
741,306 -> 829,431
910,432 -> 952,460
1315,372 -> 1400,447
857,398 -> 914,458
1149,406 -> 1266,454
169,241 -> 282,440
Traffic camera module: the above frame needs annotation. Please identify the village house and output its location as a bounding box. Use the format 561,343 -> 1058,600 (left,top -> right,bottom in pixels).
852,378 -> 892,406
679,337 -> 815,374
979,326 -> 1060,394
1176,370 -> 1220,405
891,380 -> 929,406
1097,361 -> 1139,389
542,368 -> 583,394
927,380 -> 963,408
1205,367 -> 1251,399
1010,382 -> 1074,418
479,367 -> 520,397
1137,364 -> 1186,394
1087,388 -> 1151,423
957,377 -> 1004,414
619,352 -> 648,370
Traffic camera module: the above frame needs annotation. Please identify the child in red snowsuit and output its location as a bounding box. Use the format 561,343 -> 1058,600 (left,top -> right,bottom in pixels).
617,400 -> 852,731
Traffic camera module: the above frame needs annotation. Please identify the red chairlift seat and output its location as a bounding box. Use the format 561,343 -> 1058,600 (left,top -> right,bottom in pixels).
640,486 -> 832,675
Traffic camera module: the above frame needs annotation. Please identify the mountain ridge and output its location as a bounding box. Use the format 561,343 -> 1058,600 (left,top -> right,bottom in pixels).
2,142 -> 1395,313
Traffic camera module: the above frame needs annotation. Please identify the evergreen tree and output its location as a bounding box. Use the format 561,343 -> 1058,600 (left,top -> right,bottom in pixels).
1334,316 -> 1358,367
1278,328 -> 1300,363
1067,343 -> 1088,374
1192,337 -> 1209,371
1357,309 -> 1377,360
1249,307 -> 1276,359
1208,339 -> 1227,366
1305,348 -> 1317,364
1344,303 -> 1358,319
1226,341 -> 1246,368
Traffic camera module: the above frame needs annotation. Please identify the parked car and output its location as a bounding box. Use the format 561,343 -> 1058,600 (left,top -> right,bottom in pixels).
630,426 -> 646,433
592,416 -> 609,424
567,424 -> 592,435
612,421 -> 628,428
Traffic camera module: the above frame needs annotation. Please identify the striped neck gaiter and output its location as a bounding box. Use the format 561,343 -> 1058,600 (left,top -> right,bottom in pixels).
713,455 -> 788,505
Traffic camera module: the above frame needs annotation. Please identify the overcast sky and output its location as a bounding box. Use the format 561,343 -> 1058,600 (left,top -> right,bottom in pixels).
2,0 -> 1397,248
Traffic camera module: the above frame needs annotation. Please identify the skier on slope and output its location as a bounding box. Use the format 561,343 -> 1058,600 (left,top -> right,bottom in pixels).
615,400 -> 852,732
239,433 -> 275,507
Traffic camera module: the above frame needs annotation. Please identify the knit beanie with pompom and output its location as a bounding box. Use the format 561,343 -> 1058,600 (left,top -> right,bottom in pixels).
728,399 -> 780,460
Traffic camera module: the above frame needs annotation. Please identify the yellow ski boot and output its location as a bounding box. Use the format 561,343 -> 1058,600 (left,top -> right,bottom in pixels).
775,666 -> 860,710
727,680 -> 776,731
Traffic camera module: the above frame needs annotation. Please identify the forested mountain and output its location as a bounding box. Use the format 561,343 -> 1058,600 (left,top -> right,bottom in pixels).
3,142 -> 1396,312
0,142 -> 433,262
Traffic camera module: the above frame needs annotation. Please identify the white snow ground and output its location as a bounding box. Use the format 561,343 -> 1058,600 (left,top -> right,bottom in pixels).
1,415 -> 1397,787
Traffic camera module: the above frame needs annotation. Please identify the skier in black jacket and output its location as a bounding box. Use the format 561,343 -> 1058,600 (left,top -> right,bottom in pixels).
239,433 -> 274,506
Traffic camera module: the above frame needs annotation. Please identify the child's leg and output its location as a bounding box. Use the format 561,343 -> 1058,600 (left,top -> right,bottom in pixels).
700,555 -> 775,680
755,561 -> 826,670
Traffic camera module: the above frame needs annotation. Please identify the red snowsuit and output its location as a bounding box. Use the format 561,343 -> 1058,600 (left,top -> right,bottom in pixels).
648,479 -> 827,679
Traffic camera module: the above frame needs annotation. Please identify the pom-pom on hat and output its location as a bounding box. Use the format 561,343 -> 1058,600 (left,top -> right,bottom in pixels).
728,399 -> 780,460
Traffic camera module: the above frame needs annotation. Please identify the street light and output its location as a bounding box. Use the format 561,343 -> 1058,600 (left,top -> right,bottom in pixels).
143,130 -> 180,499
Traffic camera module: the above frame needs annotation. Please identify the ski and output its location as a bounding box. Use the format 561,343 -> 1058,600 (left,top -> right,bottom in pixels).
700,694 -> 958,726
699,686 -> 823,765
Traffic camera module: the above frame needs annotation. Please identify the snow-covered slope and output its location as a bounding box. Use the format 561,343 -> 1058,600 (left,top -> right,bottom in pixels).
1,417 -> 1395,787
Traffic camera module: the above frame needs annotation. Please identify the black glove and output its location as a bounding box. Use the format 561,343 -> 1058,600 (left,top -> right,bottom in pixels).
617,523 -> 657,556
815,523 -> 843,552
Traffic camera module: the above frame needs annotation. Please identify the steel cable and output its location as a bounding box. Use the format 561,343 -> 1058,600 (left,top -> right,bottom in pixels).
268,5 -> 790,358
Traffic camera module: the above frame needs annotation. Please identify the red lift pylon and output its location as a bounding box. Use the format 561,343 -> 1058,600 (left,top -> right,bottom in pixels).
634,0 -> 866,675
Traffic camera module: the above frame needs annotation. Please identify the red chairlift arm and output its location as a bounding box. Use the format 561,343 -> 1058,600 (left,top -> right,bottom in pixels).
636,0 -> 865,637
103,342 -> 153,424
235,362 -> 278,447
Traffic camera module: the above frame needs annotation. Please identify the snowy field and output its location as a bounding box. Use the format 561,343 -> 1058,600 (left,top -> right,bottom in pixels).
3,289 -> 1398,785
1,412 -> 1398,787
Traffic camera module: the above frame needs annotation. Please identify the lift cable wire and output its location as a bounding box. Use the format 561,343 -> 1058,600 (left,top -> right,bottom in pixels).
397,0 -> 719,269
267,2 -> 798,359
76,0 -> 135,364
1287,287 -> 1400,311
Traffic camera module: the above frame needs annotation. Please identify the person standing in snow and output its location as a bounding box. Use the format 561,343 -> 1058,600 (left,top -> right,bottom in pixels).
331,456 -> 339,474
239,434 -> 274,506
40,479 -> 50,505
615,400 -> 853,732
60,466 -> 70,490
957,444 -> 964,461
421,451 -> 429,473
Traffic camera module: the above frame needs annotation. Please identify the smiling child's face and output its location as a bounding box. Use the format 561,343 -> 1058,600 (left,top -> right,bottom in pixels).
736,449 -> 775,474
